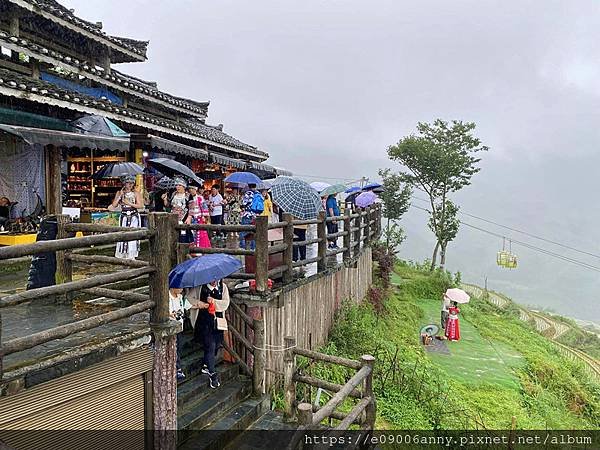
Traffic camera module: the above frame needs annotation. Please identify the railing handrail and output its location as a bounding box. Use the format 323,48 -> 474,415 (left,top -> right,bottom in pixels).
0,229 -> 150,259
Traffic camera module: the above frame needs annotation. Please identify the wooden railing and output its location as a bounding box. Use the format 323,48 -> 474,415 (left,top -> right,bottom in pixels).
175,204 -> 382,294
0,212 -> 178,381
282,336 -> 376,430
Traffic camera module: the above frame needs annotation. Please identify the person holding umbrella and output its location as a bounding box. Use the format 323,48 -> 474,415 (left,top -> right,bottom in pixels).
170,254 -> 242,389
108,175 -> 144,259
443,288 -> 469,341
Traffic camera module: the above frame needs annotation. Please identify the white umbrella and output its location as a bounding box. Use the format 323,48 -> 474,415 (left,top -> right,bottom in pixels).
309,181 -> 331,193
444,288 -> 470,304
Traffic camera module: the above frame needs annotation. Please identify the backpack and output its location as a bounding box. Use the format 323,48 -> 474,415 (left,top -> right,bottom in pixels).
250,192 -> 265,214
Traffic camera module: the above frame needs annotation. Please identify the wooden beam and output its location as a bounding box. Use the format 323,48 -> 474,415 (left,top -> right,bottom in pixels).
2,300 -> 154,355
334,397 -> 371,430
148,213 -> 177,324
0,266 -> 154,308
293,374 -> 363,399
282,213 -> 294,284
81,287 -> 150,303
45,145 -> 62,215
67,253 -> 149,268
0,230 -> 150,259
254,216 -> 269,293
252,317 -> 266,396
283,336 -> 296,421
293,347 -> 362,370
64,223 -> 146,233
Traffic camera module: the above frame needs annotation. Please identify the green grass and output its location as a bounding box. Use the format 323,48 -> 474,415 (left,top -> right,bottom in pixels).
306,261 -> 600,430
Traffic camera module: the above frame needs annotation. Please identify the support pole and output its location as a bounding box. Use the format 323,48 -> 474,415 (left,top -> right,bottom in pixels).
317,211 -> 327,272
353,212 -> 362,258
283,336 -> 297,421
46,145 -> 62,216
361,354 -> 376,430
364,206 -> 371,246
254,215 -> 269,293
148,212 -> 179,449
297,402 -> 314,427
343,210 -> 352,262
55,214 -> 73,288
252,317 -> 266,397
282,213 -> 294,284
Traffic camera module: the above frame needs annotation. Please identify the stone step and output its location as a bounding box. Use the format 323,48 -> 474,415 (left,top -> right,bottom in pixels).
178,378 -> 252,432
224,410 -> 298,450
178,396 -> 270,450
177,362 -> 239,405
178,348 -> 223,382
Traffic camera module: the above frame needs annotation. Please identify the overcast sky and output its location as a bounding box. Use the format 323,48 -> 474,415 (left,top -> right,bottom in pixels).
63,1 -> 600,322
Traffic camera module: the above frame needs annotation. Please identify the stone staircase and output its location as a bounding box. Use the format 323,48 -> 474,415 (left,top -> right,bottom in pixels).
176,330 -> 292,449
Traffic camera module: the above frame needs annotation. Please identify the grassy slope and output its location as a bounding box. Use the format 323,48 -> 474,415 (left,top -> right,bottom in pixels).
310,262 -> 600,430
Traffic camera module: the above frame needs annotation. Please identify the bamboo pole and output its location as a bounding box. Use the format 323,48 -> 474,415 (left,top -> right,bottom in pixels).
2,300 -> 155,355
67,253 -> 149,268
254,216 -> 269,293
317,211 -> 327,272
293,347 -> 362,369
282,213 -> 294,284
283,336 -> 297,421
0,230 -> 150,259
252,317 -> 266,396
0,266 -> 155,308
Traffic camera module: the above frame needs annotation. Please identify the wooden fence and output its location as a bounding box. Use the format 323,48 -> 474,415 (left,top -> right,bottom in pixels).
282,336 -> 376,431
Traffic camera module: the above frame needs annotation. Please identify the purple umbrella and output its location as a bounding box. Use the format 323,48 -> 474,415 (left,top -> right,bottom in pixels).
355,191 -> 378,208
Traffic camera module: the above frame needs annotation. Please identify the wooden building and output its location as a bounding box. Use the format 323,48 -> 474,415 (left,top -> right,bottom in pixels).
0,0 -> 287,221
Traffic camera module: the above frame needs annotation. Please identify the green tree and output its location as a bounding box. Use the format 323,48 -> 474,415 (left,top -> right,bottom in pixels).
387,119 -> 487,269
378,168 -> 412,254
428,200 -> 460,269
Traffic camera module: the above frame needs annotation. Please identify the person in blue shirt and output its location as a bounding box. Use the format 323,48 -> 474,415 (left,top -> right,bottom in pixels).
326,194 -> 340,249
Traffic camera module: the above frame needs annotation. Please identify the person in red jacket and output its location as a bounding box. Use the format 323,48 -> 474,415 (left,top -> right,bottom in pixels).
445,302 -> 461,341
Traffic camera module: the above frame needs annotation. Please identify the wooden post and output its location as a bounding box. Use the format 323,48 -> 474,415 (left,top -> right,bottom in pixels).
282,213 -> 294,284
55,214 -> 73,302
317,211 -> 327,272
252,317 -> 266,397
364,207 -> 371,246
148,212 -> 179,449
353,212 -> 362,258
343,210 -> 351,262
283,336 -> 297,421
361,355 -> 376,430
297,402 -> 314,427
254,215 -> 269,293
46,145 -> 62,215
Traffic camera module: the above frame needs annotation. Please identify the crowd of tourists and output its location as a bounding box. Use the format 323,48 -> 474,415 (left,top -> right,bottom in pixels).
107,172 -> 381,388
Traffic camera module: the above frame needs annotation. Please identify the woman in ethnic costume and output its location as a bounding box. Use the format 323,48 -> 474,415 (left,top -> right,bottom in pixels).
187,181 -> 211,254
445,302 -> 461,341
109,175 -> 143,260
164,177 -> 192,243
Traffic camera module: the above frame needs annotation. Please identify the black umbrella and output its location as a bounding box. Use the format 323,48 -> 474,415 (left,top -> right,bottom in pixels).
153,176 -> 178,191
147,158 -> 203,185
91,162 -> 143,179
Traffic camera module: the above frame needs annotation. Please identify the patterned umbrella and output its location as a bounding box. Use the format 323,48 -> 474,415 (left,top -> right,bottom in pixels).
310,181 -> 331,193
320,183 -> 347,197
91,162 -> 143,179
271,177 -> 323,220
153,176 -> 177,190
355,191 -> 378,208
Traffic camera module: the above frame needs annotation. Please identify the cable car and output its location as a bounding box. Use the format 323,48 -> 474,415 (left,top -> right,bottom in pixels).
497,238 -> 517,269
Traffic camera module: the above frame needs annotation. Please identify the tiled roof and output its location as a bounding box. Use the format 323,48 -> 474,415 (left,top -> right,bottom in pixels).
0,30 -> 208,118
182,119 -> 266,158
0,67 -> 267,159
7,0 -> 148,61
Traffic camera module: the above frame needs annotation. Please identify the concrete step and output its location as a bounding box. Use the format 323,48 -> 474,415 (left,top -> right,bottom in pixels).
178,396 -> 270,450
178,378 -> 252,432
177,362 -> 239,405
178,348 -> 223,382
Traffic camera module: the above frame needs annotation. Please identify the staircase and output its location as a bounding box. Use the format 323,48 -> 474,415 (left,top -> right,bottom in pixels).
176,330 -> 288,450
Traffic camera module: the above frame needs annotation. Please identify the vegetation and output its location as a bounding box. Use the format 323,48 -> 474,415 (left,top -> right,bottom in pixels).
303,261 -> 600,430
378,168 -> 411,255
387,119 -> 488,270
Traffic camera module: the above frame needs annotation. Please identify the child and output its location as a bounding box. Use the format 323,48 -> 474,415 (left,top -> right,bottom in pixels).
169,287 -> 192,380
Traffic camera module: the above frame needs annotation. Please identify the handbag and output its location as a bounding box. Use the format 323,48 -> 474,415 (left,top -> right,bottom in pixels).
215,313 -> 228,331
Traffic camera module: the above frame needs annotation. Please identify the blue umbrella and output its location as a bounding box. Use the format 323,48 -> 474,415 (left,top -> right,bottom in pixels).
224,171 -> 262,185
362,182 -> 382,191
169,254 -> 243,288
345,186 -> 361,194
